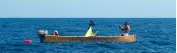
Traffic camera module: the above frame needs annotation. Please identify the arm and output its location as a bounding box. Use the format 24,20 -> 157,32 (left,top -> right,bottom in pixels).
119,25 -> 125,31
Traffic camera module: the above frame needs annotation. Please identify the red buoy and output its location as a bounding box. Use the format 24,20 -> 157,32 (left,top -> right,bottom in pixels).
24,40 -> 32,43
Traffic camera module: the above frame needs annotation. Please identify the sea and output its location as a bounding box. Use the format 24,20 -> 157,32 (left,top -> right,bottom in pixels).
0,18 -> 175,53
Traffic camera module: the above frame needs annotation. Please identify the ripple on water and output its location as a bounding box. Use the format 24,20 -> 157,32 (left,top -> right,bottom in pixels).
148,40 -> 172,46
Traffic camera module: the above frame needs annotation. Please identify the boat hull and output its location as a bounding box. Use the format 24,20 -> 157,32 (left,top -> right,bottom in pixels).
41,35 -> 136,43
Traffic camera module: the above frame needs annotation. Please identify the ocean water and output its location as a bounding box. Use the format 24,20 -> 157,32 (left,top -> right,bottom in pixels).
0,18 -> 175,53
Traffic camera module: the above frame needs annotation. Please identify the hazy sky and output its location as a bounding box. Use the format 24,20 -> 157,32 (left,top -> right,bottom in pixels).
0,0 -> 175,18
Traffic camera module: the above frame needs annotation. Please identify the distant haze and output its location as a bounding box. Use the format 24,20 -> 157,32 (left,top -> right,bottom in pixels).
0,0 -> 175,18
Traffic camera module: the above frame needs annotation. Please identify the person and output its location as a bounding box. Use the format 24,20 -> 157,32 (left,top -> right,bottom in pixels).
53,30 -> 59,36
118,22 -> 130,36
89,20 -> 95,27
88,20 -> 95,29
45,30 -> 48,35
85,20 -> 97,37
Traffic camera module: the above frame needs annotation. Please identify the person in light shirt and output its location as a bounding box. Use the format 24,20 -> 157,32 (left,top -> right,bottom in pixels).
53,30 -> 59,36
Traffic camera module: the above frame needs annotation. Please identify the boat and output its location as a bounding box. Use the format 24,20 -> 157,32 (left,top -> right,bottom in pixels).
38,30 -> 136,43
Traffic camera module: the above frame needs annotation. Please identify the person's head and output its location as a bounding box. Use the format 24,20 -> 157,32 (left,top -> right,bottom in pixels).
124,22 -> 128,25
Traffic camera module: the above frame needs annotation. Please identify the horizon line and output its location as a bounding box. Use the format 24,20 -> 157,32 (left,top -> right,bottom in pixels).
0,17 -> 175,18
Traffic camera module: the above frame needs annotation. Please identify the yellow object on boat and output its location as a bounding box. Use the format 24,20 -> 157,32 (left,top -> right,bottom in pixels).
85,27 -> 96,37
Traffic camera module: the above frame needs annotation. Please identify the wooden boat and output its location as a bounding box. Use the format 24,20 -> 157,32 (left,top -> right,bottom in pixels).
38,30 -> 136,43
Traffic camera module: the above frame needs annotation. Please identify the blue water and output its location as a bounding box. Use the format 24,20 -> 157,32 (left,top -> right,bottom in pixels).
0,18 -> 175,53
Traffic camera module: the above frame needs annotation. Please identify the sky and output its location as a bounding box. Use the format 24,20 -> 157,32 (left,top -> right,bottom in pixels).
0,0 -> 175,18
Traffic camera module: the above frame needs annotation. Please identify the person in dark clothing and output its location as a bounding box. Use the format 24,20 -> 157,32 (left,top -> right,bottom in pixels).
89,20 -> 95,27
88,20 -> 95,29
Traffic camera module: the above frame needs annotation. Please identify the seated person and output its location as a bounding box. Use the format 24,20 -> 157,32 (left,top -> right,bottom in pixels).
53,30 -> 59,36
118,22 -> 130,36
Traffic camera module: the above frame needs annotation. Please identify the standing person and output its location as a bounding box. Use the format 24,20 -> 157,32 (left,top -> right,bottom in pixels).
89,20 -> 95,27
118,22 -> 131,36
85,20 -> 97,37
